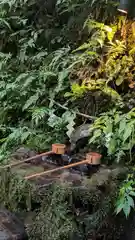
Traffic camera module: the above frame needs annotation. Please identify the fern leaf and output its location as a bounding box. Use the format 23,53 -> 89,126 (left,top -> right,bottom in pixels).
32,107 -> 49,125
62,111 -> 76,137
72,43 -> 91,52
23,93 -> 39,111
23,76 -> 35,88
0,18 -> 11,29
55,70 -> 69,93
15,73 -> 28,82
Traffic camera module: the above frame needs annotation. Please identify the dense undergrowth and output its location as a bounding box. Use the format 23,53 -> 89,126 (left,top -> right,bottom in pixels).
0,0 -> 121,158
0,168 -> 127,240
1,0 -> 135,238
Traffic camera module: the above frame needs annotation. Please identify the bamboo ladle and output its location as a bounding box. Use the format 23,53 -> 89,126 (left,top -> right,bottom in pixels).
0,144 -> 66,169
25,152 -> 101,180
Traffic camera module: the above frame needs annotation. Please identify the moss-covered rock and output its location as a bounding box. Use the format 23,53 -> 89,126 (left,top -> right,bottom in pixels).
0,165 -> 129,240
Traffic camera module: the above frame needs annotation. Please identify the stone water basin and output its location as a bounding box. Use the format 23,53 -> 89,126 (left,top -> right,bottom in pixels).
11,159 -> 83,188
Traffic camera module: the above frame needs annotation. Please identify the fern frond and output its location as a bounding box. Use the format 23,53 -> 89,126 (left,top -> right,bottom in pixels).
23,93 -> 39,111
32,107 -> 49,126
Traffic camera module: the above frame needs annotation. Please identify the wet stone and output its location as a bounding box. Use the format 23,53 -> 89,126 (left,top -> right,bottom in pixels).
0,208 -> 28,240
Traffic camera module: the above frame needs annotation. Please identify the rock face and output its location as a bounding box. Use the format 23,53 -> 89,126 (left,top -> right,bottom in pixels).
0,208 -> 28,240
119,213 -> 135,240
70,124 -> 91,151
12,147 -> 37,160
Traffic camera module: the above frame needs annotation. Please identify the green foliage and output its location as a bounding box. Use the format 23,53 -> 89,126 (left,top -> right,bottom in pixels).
0,0 -> 132,158
66,17 -> 135,103
0,0 -> 135,226
0,168 -> 35,211
0,109 -> 76,154
115,173 -> 135,218
28,184 -> 74,240
0,169 -> 74,239
1,1 -> 135,239
89,108 -> 135,162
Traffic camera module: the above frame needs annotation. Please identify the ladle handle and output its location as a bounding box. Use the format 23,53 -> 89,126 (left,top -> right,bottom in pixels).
0,151 -> 53,169
25,159 -> 88,180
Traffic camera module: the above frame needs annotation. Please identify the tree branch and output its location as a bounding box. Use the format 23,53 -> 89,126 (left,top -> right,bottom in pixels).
50,99 -> 96,120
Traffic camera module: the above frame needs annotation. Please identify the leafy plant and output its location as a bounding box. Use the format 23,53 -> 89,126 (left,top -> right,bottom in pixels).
1,0 -> 135,238
27,183 -> 75,240
115,173 -> 135,217
0,0 -> 132,159
0,168 -> 35,211
66,17 -> 135,104
89,108 -> 135,162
